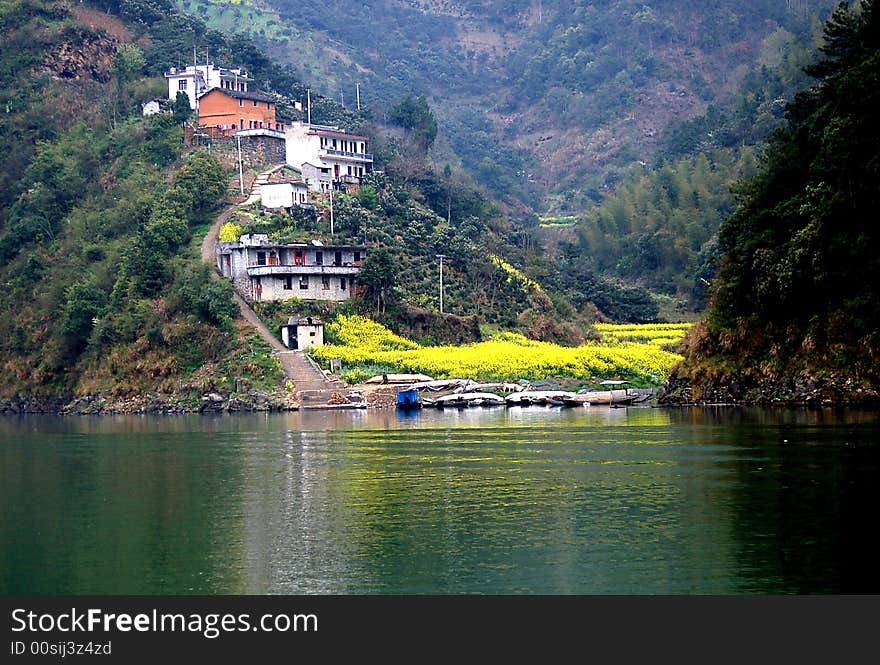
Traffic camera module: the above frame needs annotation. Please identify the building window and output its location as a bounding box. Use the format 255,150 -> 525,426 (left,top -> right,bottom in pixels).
283,276 -> 292,290
239,98 -> 243,107
253,100 -> 258,107
178,80 -> 187,90
239,118 -> 244,130
348,166 -> 352,176
353,251 -> 361,263
340,278 -> 346,291
315,251 -> 323,265
322,278 -> 330,291
267,102 -> 271,110
299,276 -> 309,290
334,251 -> 342,266
310,331 -> 316,337
257,251 -> 266,266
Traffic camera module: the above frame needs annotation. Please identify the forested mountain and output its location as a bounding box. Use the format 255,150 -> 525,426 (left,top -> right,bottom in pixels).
175,0 -> 835,210
169,0 -> 840,307
662,0 -> 880,403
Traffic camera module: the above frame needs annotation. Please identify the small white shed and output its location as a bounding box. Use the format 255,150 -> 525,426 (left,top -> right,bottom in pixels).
281,316 -> 324,350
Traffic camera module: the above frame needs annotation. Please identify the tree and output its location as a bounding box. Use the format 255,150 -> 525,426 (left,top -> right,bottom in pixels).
388,94 -> 438,150
59,281 -> 108,359
111,43 -> 146,127
358,248 -> 399,314
174,151 -> 228,214
172,91 -> 191,123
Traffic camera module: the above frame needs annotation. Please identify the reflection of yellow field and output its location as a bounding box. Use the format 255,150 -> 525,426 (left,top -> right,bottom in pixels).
313,316 -> 691,385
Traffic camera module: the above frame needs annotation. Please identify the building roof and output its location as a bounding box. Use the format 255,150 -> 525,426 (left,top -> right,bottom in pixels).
309,128 -> 368,141
285,316 -> 323,326
198,87 -> 276,104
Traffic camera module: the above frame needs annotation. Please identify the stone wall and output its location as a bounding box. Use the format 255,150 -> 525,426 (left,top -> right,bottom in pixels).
193,134 -> 286,169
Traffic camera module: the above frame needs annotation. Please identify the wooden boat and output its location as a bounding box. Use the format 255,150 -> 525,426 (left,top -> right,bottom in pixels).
570,389 -> 636,405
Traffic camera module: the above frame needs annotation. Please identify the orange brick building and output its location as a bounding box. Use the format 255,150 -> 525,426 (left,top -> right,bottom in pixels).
198,88 -> 282,136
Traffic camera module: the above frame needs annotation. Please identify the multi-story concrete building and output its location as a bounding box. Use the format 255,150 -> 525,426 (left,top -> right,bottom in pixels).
216,234 -> 364,303
197,88 -> 282,136
285,122 -> 373,192
164,63 -> 253,111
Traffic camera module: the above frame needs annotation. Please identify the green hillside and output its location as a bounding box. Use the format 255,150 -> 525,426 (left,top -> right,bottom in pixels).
661,0 -> 880,404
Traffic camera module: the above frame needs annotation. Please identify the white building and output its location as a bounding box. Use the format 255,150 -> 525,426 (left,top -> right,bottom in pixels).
281,316 -> 324,350
285,122 -> 373,192
216,233 -> 364,303
164,64 -> 254,111
141,99 -> 164,116
261,181 -> 309,210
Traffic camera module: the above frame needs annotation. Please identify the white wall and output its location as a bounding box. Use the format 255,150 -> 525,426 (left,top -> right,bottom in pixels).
261,183 -> 293,209
254,274 -> 353,302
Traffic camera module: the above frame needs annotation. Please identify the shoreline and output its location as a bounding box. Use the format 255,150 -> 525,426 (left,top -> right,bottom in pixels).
3,387 -> 879,416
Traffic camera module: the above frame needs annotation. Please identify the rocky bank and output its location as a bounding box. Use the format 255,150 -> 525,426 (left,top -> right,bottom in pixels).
0,389 -> 300,415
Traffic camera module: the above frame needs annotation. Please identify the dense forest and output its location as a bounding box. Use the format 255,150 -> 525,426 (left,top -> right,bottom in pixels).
662,0 -> 880,403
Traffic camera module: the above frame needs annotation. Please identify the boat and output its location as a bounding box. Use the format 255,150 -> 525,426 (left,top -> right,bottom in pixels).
572,389 -> 636,405
434,392 -> 506,408
396,388 -> 422,409
505,390 -> 578,406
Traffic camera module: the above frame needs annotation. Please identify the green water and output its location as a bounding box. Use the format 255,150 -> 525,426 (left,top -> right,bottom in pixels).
1,407 -> 877,594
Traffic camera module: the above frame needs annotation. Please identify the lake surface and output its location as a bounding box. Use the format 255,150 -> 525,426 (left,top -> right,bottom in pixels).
1,406 -> 878,594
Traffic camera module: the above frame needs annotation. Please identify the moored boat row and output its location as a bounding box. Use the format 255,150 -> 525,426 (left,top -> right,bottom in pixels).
396,383 -> 650,409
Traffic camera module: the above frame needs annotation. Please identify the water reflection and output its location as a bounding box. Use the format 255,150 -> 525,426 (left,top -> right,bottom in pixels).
1,407 -> 877,593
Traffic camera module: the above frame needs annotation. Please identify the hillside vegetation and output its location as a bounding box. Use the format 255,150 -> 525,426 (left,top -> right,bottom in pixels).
662,0 -> 880,404
1,0 -> 667,410
177,0 -> 835,210
171,0 -> 840,310
0,0 -> 293,405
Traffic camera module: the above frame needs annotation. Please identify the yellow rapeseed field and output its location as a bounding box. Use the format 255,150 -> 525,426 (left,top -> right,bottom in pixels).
312,315 -> 691,385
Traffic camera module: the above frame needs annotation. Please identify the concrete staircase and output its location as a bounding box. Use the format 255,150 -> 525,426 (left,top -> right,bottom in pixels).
277,351 -> 346,406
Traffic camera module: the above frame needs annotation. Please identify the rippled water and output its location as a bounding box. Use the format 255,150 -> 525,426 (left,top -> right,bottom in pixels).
1,407 -> 877,594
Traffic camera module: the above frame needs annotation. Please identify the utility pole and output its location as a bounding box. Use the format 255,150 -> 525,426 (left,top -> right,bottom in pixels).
436,254 -> 448,314
329,185 -> 334,236
356,83 -> 361,111
307,89 -> 311,125
237,133 -> 244,196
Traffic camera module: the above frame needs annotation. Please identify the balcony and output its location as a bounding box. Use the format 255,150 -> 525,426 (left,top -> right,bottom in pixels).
237,128 -> 286,139
247,264 -> 360,278
321,148 -> 373,162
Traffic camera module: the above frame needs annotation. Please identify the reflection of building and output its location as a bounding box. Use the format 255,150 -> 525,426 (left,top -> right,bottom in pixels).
216,233 -> 364,302
285,122 -> 373,192
164,63 -> 253,110
281,316 -> 324,350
